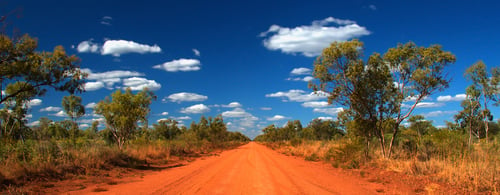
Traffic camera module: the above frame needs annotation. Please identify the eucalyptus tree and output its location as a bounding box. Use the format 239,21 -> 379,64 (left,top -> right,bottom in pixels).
464,61 -> 500,141
0,33 -> 86,139
310,40 -> 398,157
311,40 -> 455,158
95,88 -> 156,149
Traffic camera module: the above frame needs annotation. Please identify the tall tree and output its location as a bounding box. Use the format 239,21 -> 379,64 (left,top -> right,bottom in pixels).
0,33 -> 86,136
455,85 -> 484,146
383,41 -> 455,157
310,40 -> 398,157
464,61 -> 499,141
0,34 -> 87,104
311,40 -> 455,158
95,88 -> 156,149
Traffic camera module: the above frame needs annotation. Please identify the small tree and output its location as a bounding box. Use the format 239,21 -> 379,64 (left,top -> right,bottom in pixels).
62,94 -> 85,140
455,85 -> 484,146
464,61 -> 499,142
95,88 -> 156,149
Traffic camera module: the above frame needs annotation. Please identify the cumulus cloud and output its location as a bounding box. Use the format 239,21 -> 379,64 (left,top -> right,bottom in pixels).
193,49 -> 200,56
223,102 -> 242,108
40,106 -> 62,112
160,112 -> 169,116
79,124 -> 90,128
51,111 -> 67,117
421,110 -> 457,118
165,92 -> 208,103
403,102 -> 444,108
302,101 -> 329,108
27,121 -> 40,127
313,107 -> 343,115
287,76 -> 314,82
222,108 -> 252,118
437,94 -> 466,102
77,40 -> 100,53
267,115 -> 287,121
171,116 -> 192,121
153,59 -> 201,72
222,108 -> 259,131
180,104 -> 210,114
85,102 -> 97,109
84,81 -> 105,91
84,69 -> 144,81
317,116 -> 334,121
260,107 -> 272,111
260,17 -> 370,57
101,40 -> 161,57
122,77 -> 161,91
87,70 -> 159,91
28,99 -> 42,107
76,39 -> 161,57
290,67 -> 312,75
265,89 -> 327,102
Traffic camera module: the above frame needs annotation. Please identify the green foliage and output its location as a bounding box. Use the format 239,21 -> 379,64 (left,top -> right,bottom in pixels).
463,61 -> 499,141
95,88 -> 156,149
309,40 -> 456,158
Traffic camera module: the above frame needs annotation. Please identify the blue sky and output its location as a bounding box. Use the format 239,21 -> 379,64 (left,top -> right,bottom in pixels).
7,0 -> 500,138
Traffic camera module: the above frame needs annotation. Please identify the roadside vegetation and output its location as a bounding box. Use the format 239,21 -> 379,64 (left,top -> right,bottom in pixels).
0,32 -> 249,190
255,40 -> 500,193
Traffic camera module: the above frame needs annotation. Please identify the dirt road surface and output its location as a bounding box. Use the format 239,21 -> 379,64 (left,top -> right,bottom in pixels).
72,142 -> 407,194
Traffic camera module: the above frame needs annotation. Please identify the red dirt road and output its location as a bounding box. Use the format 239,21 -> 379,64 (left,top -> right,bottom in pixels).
73,142 -> 405,194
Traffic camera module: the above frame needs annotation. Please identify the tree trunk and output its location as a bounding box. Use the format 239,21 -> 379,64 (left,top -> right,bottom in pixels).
387,123 -> 399,158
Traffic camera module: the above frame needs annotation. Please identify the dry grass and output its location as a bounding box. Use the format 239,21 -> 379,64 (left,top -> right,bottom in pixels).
267,140 -> 500,193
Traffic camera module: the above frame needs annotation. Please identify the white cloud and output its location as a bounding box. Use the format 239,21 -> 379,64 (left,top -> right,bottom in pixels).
287,76 -> 314,82
40,106 -> 62,112
291,67 -> 312,75
27,121 -> 40,127
317,116 -> 334,121
171,116 -> 192,121
180,104 -> 210,114
77,40 -> 100,53
416,102 -> 444,108
160,112 -> 169,116
79,124 -> 90,128
83,69 -> 149,90
84,81 -> 105,91
368,5 -> 377,10
222,108 -> 251,118
193,49 -> 200,56
85,102 -> 97,109
101,16 -> 112,25
260,17 -> 370,57
223,102 -> 242,108
265,89 -> 327,102
313,107 -> 343,115
165,92 -> 208,103
85,69 -> 144,81
437,94 -> 466,102
122,77 -> 161,91
260,107 -> 272,111
421,110 -> 457,118
153,59 -> 201,72
403,102 -> 444,108
267,115 -> 287,121
302,101 -> 329,108
101,40 -> 161,57
28,99 -> 42,107
51,111 -> 67,117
